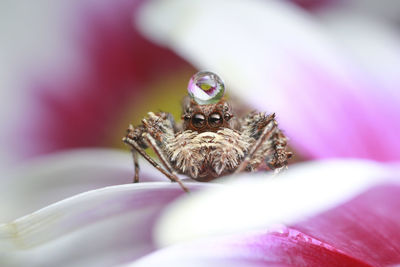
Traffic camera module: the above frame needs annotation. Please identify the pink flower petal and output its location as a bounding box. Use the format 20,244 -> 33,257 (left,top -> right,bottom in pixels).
292,183 -> 400,266
132,162 -> 400,266
290,0 -> 333,11
137,0 -> 400,161
132,228 -> 371,267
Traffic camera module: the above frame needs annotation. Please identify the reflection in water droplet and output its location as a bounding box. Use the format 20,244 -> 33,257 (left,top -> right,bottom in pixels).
188,71 -> 225,104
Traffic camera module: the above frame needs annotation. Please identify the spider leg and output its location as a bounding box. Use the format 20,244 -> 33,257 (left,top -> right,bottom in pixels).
144,133 -> 189,192
235,118 -> 277,173
127,124 -> 140,183
267,130 -> 293,173
126,124 -> 141,183
123,136 -> 189,193
131,149 -> 140,183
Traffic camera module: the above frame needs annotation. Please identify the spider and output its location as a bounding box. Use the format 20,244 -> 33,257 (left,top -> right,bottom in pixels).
122,71 -> 292,192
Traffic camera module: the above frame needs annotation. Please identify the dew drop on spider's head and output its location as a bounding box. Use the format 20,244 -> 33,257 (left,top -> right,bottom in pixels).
188,71 -> 225,105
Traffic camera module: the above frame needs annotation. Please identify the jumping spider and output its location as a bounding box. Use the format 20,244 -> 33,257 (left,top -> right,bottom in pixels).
123,71 -> 292,192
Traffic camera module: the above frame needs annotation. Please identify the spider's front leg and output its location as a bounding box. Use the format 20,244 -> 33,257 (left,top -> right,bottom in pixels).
123,112 -> 189,192
124,124 -> 147,183
236,112 -> 292,174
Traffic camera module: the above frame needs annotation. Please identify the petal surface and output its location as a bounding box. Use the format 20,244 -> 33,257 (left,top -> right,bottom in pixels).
155,159 -> 398,245
0,183 -> 212,267
0,149 -> 171,222
134,160 -> 400,266
131,228 -> 370,267
137,0 -> 400,161
327,0 -> 400,23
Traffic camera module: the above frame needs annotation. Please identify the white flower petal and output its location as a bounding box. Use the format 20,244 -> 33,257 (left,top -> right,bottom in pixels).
136,0 -> 353,116
0,149 -> 169,222
319,10 -> 400,99
0,182 -> 212,267
154,159 -> 400,247
336,0 -> 400,22
136,0 -> 400,161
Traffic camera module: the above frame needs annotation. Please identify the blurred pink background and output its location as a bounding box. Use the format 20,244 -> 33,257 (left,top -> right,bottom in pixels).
1,0 -> 400,171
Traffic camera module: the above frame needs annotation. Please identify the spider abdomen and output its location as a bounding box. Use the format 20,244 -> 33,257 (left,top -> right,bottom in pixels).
165,128 -> 248,181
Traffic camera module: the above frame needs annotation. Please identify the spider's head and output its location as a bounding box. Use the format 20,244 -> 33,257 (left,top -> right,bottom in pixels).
181,71 -> 234,133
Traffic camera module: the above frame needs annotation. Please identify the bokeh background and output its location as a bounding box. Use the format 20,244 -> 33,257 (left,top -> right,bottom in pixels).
0,0 -> 195,171
1,0 -> 400,173
2,1 -> 400,266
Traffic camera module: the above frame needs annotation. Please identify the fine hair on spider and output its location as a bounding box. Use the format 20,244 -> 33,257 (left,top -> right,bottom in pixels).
122,71 -> 292,192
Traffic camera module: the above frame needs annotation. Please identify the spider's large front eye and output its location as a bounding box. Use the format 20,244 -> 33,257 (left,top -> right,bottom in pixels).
208,113 -> 223,128
192,113 -> 206,129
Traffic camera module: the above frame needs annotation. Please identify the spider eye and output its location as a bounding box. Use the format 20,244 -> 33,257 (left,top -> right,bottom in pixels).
224,113 -> 231,121
208,113 -> 223,127
192,113 -> 206,129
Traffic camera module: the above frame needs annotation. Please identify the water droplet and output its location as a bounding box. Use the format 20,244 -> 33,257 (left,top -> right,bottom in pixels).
188,71 -> 225,104
269,224 -> 290,237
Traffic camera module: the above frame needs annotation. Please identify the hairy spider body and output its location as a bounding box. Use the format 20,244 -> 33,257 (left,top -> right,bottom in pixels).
166,128 -> 247,181
122,72 -> 292,192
